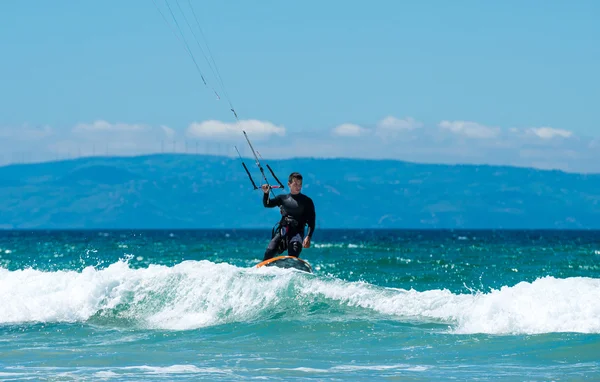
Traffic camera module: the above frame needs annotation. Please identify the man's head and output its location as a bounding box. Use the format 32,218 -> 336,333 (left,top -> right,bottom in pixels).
288,172 -> 303,195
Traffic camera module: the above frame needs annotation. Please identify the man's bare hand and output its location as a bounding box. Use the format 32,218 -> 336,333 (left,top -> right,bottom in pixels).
303,236 -> 311,248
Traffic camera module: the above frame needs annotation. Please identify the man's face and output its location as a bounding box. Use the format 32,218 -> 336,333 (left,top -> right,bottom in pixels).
289,178 -> 302,194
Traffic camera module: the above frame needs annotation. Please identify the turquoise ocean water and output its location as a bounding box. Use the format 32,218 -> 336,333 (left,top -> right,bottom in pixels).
1,229 -> 599,380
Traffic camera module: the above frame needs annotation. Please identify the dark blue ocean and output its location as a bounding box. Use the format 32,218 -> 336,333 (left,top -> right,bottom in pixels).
1,229 -> 599,380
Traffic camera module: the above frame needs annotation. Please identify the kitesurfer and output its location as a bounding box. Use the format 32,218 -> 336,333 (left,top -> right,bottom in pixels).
261,172 -> 316,261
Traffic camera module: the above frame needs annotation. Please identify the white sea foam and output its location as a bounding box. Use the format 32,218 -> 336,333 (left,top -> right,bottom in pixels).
1,260 -> 599,334
301,275 -> 600,334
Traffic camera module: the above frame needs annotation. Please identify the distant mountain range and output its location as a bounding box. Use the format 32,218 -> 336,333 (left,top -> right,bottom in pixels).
1,154 -> 599,229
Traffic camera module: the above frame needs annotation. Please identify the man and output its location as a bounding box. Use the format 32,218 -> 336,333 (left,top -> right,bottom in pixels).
261,172 -> 316,261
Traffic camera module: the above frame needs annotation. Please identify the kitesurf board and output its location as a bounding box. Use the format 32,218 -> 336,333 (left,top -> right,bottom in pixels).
256,256 -> 313,273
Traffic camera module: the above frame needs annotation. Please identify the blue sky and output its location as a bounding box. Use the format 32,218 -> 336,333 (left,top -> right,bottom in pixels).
1,0 -> 599,172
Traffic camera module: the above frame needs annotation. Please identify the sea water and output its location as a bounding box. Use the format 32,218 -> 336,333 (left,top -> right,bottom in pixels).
1,229 -> 599,380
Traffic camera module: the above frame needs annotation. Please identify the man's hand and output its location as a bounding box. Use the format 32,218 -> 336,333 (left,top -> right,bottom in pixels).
261,184 -> 271,194
302,236 -> 311,248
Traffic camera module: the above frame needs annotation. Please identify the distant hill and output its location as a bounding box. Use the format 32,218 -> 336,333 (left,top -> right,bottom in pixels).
1,154 -> 599,229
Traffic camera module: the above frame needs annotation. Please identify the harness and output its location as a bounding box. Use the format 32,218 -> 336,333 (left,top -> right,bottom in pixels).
271,215 -> 300,254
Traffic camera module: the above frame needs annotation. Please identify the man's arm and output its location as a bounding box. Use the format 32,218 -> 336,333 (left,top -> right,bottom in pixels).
306,198 -> 316,238
302,197 -> 316,249
262,184 -> 281,208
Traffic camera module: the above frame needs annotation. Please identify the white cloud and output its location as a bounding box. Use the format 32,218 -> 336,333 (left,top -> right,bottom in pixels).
332,123 -> 368,137
527,127 -> 573,139
331,116 -> 422,139
439,120 -> 500,139
187,119 -> 285,141
377,116 -> 422,131
73,120 -> 148,133
374,116 -> 423,139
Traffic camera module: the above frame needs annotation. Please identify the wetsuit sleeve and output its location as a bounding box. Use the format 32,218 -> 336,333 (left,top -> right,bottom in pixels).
263,193 -> 281,208
306,197 -> 316,238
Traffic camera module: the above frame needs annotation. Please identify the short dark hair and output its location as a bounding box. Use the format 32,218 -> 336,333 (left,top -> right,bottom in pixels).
288,172 -> 303,183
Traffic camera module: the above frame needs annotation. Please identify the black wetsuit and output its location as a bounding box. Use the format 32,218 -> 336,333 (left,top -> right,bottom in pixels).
263,192 -> 316,261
